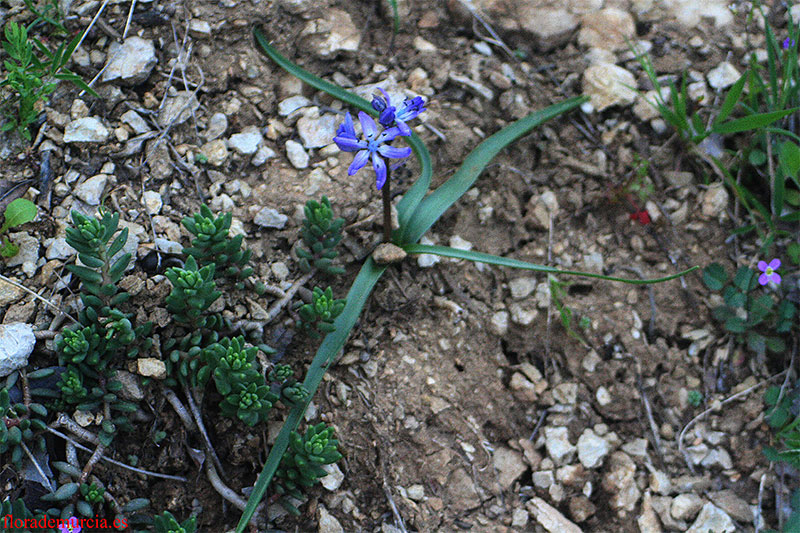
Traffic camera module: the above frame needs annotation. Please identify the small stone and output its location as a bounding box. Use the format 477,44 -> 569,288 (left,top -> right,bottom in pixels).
449,73 -> 494,100
650,470 -> 672,495
493,447 -> 527,489
701,448 -> 733,470
228,126 -> 263,155
205,112 -> 228,140
318,506 -> 344,533
120,110 -> 151,134
158,91 -> 200,128
278,95 -> 312,116
509,277 -> 537,299
64,117 -> 110,143
544,427 -> 576,465
253,207 -> 288,229
490,311 -> 509,336
297,113 -> 338,149
578,8 -> 635,51
520,8 -> 578,50
372,243 -> 407,265
136,358 -> 167,379
553,383 -> 578,405
509,303 -> 537,326
671,493 -> 705,521
639,493 -> 663,533
622,437 -> 648,458
686,503 -> 735,533
70,99 -> 89,120
707,62 -> 741,90
188,19 -> 212,37
527,496 -> 582,533
46,237 -> 73,260
73,410 -> 95,427
407,484 -> 425,501
583,63 -> 637,111
577,428 -> 611,469
0,277 -> 25,306
709,490 -> 753,523
0,323 -> 35,377
286,140 -> 309,169
75,174 -> 109,205
252,144 -> 277,166
569,495 -> 596,522
511,508 -> 529,527
528,190 -> 559,229
701,183 -> 729,218
5,233 -> 38,277
602,451 -> 641,513
113,370 -> 144,401
201,139 -> 229,166
510,372 -> 538,402
583,252 -> 604,273
142,190 -> 162,215
532,470 -> 554,489
320,463 -> 344,490
102,37 -> 157,85
449,235 -> 472,251
302,9 -> 360,58
596,386 -> 612,406
413,36 -> 437,52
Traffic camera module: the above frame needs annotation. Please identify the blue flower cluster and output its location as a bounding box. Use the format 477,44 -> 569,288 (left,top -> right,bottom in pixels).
334,89 -> 426,190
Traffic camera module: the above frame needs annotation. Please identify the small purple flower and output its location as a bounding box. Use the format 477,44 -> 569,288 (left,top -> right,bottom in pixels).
59,517 -> 81,533
783,36 -> 796,50
334,111 -> 412,190
758,258 -> 781,285
371,88 -> 426,136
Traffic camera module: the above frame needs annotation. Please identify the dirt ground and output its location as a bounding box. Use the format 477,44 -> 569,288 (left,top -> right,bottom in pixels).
0,0 -> 797,531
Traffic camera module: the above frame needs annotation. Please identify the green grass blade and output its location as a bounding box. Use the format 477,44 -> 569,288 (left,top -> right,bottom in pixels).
252,25 -> 433,238
400,96 -> 586,244
403,244 -> 698,284
712,108 -> 797,134
714,72 -> 746,124
236,259 -> 387,532
389,0 -> 399,34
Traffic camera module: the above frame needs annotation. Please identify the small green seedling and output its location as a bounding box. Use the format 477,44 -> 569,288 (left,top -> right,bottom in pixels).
1,21 -> 97,140
703,263 -> 794,359
687,390 -> 703,407
0,197 -> 37,257
763,382 -> 800,470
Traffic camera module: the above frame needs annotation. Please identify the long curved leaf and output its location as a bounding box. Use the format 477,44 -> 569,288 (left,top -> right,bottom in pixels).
400,95 -> 587,244
252,25 -> 432,231
236,259 -> 386,531
403,244 -> 698,284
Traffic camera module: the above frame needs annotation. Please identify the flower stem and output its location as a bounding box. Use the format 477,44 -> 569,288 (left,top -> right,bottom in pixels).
382,166 -> 392,243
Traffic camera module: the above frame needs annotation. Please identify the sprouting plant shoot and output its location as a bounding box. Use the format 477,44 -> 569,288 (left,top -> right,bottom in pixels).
0,21 -> 97,140
0,197 -> 37,257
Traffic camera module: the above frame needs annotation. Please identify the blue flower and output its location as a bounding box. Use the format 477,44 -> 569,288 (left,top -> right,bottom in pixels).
371,88 -> 426,136
784,36 -> 796,50
334,111 -> 411,190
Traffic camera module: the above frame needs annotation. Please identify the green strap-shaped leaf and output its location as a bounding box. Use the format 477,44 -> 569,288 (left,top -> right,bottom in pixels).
236,259 -> 386,531
400,95 -> 587,244
402,244 -> 698,284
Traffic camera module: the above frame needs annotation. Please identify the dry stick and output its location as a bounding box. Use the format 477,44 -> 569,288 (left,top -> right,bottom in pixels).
0,274 -> 79,325
544,212 -> 554,365
383,481 -> 408,533
74,0 -> 110,53
163,388 -> 195,430
20,441 -> 55,493
80,443 -> 106,483
266,271 -> 315,323
677,369 -> 788,472
122,0 -> 137,40
205,457 -> 265,528
755,470 -> 768,533
382,166 -> 393,243
46,426 -> 187,482
183,385 -> 227,479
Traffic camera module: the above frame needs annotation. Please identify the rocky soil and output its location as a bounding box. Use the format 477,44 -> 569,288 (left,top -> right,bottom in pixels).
0,0 -> 797,531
